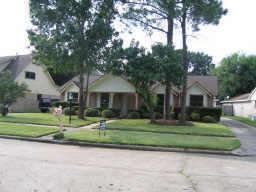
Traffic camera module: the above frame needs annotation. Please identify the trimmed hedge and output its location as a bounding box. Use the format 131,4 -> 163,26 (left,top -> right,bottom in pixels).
102,109 -> 116,118
190,112 -> 200,121
127,111 -> 141,119
202,116 -> 217,123
52,101 -> 79,108
63,107 -> 77,116
174,107 -> 222,122
85,108 -> 99,117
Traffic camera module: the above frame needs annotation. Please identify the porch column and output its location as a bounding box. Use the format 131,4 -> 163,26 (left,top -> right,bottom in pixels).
96,93 -> 101,108
86,92 -> 90,107
121,94 -> 128,117
135,93 -> 139,110
109,93 -> 114,108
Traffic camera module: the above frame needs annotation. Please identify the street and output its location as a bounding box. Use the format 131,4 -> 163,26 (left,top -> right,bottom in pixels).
0,138 -> 255,192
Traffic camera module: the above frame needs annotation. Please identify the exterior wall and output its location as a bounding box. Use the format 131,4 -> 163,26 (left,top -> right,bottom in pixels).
231,101 -> 256,118
10,92 -> 60,113
63,83 -> 79,101
153,84 -> 175,106
186,85 -> 209,107
89,93 -> 97,107
15,63 -> 60,97
10,93 -> 40,112
89,74 -> 136,93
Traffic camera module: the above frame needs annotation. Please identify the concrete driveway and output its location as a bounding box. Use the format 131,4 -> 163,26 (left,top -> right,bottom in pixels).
221,117 -> 256,156
0,138 -> 256,192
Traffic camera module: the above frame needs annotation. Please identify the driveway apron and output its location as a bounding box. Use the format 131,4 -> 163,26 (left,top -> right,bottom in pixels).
221,117 -> 256,156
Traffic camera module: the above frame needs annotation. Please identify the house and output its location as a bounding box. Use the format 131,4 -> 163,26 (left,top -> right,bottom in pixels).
0,54 -> 60,112
221,88 -> 256,118
60,73 -> 218,115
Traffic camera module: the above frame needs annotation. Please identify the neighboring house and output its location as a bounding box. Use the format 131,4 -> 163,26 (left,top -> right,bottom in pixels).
221,88 -> 256,118
60,73 -> 218,115
0,54 -> 60,112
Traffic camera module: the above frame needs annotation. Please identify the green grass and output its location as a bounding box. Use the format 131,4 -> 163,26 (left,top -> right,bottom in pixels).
0,113 -> 101,128
226,116 -> 256,128
65,130 -> 240,151
106,119 -> 234,137
0,122 -> 58,138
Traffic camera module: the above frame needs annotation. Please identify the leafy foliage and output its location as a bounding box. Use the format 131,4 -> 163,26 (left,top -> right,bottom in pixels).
115,42 -> 158,119
212,53 -> 256,99
0,72 -> 28,116
188,52 -> 215,75
28,0 -> 118,119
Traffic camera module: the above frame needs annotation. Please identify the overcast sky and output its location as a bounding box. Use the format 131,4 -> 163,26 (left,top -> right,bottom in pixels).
0,0 -> 255,64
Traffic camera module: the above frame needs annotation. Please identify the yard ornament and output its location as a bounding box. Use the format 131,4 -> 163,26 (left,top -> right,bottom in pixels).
53,106 -> 64,132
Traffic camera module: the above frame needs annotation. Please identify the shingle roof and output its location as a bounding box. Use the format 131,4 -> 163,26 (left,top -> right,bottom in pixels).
0,54 -> 32,78
221,93 -> 251,104
187,75 -> 218,96
59,72 -> 103,92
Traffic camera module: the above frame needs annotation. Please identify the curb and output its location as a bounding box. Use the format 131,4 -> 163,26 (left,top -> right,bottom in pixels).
0,135 -> 240,156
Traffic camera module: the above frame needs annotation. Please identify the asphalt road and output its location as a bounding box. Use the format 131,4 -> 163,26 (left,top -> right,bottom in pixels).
0,139 -> 255,192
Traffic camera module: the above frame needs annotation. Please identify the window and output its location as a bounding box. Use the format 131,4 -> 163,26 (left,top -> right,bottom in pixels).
67,92 -> 79,102
25,71 -> 36,80
101,93 -> 109,108
190,95 -> 204,107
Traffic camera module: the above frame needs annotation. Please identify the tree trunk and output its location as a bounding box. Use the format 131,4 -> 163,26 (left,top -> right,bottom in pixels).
78,64 -> 85,120
164,82 -> 171,119
163,16 -> 174,120
179,3 -> 188,124
84,70 -> 90,108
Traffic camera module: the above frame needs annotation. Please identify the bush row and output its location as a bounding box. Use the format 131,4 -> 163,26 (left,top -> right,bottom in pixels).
59,104 -> 222,122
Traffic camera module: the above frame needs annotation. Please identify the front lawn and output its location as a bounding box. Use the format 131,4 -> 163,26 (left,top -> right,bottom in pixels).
106,119 -> 234,137
227,116 -> 256,128
65,130 -> 240,151
0,122 -> 58,138
0,113 -> 101,128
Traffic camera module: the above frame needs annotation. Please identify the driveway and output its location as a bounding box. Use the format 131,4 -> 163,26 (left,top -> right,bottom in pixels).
0,138 -> 256,192
221,117 -> 256,156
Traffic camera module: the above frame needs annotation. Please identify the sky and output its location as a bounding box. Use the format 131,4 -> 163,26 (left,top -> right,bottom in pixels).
0,0 -> 255,64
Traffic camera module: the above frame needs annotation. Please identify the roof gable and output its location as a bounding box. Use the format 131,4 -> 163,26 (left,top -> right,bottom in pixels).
187,76 -> 218,96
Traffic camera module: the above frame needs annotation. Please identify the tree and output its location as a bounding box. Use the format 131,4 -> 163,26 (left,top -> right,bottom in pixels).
188,52 -> 214,75
28,0 -> 117,119
109,42 -> 158,120
0,72 -> 28,116
212,53 -> 256,100
151,44 -> 183,119
178,0 -> 227,123
120,0 -> 178,119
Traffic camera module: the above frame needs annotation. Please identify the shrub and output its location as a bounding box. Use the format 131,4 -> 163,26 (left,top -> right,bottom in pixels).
85,108 -> 99,117
53,132 -> 64,140
174,107 -> 222,122
52,101 -> 79,108
202,116 -> 217,123
178,113 -> 189,121
0,105 -> 8,116
127,111 -> 141,119
154,112 -> 163,119
190,112 -> 200,121
63,107 -> 76,116
102,109 -> 116,118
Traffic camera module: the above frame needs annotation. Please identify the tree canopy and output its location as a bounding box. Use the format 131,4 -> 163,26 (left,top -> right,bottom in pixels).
213,53 -> 256,99
188,52 -> 215,75
28,0 -> 117,119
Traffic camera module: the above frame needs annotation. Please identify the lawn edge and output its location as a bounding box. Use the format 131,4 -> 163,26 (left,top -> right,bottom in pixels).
0,120 -> 98,128
0,134 -> 243,157
104,127 -> 235,137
